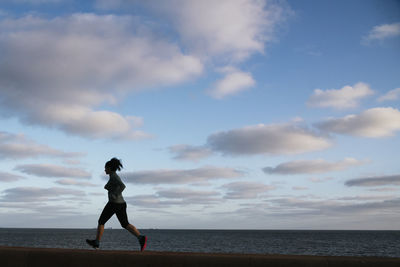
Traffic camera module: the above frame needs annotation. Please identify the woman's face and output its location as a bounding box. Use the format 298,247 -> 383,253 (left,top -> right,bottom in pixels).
105,166 -> 111,175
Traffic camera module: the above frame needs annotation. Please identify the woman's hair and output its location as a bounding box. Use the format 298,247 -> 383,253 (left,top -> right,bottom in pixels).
105,157 -> 123,172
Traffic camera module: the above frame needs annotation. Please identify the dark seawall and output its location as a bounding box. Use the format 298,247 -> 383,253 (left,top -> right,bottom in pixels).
1,246 -> 399,267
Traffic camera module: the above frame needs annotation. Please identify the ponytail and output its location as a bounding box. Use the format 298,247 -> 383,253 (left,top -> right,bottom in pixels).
105,157 -> 123,172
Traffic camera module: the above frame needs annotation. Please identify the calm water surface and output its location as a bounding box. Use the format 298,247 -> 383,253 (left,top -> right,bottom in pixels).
0,229 -> 399,257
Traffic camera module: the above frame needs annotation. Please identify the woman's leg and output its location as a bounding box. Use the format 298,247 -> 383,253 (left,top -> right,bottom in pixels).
115,203 -> 140,237
96,202 -> 115,241
125,224 -> 141,237
87,202 -> 116,248
115,203 -> 147,251
96,224 -> 105,241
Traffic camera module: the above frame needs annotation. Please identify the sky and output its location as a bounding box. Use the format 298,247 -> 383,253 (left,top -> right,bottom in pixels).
0,0 -> 399,230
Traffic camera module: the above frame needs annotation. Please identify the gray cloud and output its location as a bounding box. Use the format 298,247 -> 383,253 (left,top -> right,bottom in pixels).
222,181 -> 275,199
263,158 -> 366,175
15,164 -> 91,178
0,131 -> 83,159
168,144 -> 213,161
345,174 -> 400,187
268,195 -> 400,217
125,194 -> 181,209
369,187 -> 399,192
316,107 -> 400,138
0,186 -> 86,202
123,166 -> 244,185
55,179 -> 97,187
157,188 -> 220,199
126,187 -> 223,209
0,171 -> 25,182
207,123 -> 332,156
0,14 -> 202,139
308,177 -> 334,183
208,194 -> 400,229
292,186 -> 308,191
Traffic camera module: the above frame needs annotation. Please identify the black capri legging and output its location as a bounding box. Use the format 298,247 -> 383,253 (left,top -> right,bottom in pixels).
98,202 -> 130,228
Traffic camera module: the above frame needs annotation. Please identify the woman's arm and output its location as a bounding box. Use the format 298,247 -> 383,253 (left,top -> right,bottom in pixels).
105,174 -> 126,194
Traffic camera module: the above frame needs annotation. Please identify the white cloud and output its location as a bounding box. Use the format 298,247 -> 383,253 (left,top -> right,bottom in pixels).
345,174 -> 400,187
162,0 -> 286,98
14,164 -> 91,178
94,0 -> 288,60
362,22 -> 400,44
316,107 -> 400,138
0,14 -> 203,139
307,82 -> 374,109
208,71 -> 255,99
207,123 -> 332,156
222,181 -> 275,199
0,131 -> 83,159
378,88 -> 400,102
263,158 -> 367,175
168,144 -> 213,161
94,1 -> 289,99
156,0 -> 287,61
124,166 -> 244,184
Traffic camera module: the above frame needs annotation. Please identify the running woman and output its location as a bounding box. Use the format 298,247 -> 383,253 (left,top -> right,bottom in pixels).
86,158 -> 147,251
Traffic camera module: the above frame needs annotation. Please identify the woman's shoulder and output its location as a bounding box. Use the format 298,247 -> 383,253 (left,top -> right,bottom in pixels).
110,172 -> 123,181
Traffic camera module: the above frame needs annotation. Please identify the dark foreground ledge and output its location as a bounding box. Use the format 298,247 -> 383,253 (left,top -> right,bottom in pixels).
1,246 -> 399,267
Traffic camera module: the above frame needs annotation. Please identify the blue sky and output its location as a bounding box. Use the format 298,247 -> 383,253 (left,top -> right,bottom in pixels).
0,0 -> 399,230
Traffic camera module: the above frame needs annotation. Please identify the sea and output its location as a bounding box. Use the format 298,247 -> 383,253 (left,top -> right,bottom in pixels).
0,229 -> 399,258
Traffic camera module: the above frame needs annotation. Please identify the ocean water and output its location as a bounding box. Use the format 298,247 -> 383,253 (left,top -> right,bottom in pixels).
0,228 -> 399,257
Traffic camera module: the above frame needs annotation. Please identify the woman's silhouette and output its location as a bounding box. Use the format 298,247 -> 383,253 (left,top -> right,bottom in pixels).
86,158 -> 147,251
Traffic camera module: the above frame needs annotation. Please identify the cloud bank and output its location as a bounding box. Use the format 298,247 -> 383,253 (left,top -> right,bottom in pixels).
0,14 -> 202,139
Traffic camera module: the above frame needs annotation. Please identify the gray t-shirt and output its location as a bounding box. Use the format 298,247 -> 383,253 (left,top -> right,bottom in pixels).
104,172 -> 126,203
